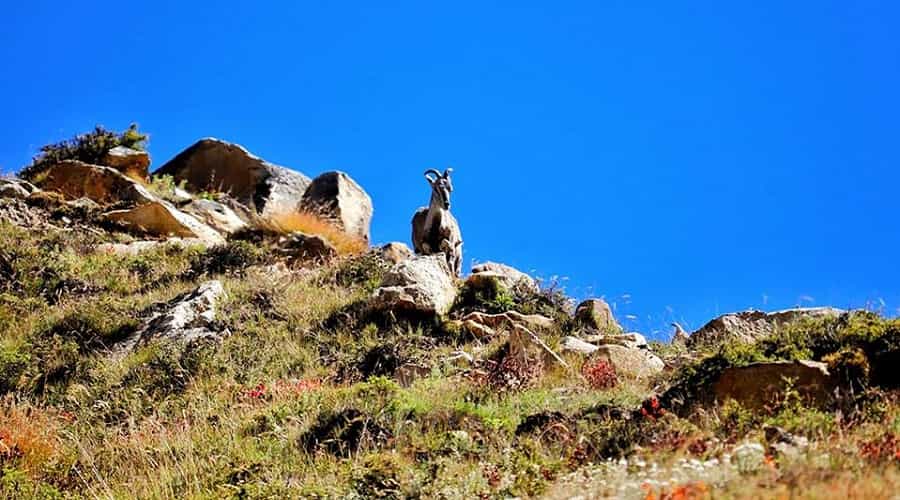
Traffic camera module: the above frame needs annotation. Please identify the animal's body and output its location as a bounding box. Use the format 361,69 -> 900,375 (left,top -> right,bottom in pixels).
411,168 -> 463,276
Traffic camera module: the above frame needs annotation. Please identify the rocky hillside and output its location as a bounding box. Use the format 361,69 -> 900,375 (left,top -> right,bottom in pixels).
1,127 -> 899,499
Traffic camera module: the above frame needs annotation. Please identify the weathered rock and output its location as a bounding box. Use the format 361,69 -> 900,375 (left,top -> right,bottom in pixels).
561,336 -> 599,355
371,255 -> 457,317
0,179 -> 32,199
470,262 -> 539,294
67,197 -> 101,213
462,311 -> 555,332
182,199 -> 248,235
299,171 -> 373,243
588,344 -> 664,379
103,201 -> 225,245
32,160 -> 156,206
154,138 -> 311,218
713,360 -> 835,410
0,198 -> 47,227
103,146 -> 150,180
687,307 -> 846,347
379,242 -> 413,265
575,299 -> 621,333
588,332 -> 648,350
122,280 -> 228,351
278,231 -> 338,263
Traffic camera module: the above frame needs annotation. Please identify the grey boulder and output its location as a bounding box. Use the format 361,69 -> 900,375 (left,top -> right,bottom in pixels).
687,307 -> 845,347
154,138 -> 311,218
299,171 -> 373,243
371,255 -> 457,317
469,262 -> 539,294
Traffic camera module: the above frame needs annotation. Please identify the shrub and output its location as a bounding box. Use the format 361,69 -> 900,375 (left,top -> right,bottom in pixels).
454,276 -> 516,315
824,347 -> 871,391
188,241 -> 265,277
267,211 -> 367,256
581,358 -> 618,390
146,175 -> 187,202
20,124 -> 148,180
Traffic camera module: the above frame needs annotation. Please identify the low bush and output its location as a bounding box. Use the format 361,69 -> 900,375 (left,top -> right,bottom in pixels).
20,124 -> 148,181
187,241 -> 266,277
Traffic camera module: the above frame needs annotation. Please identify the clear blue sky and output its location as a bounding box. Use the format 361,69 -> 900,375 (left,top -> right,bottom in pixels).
2,1 -> 898,338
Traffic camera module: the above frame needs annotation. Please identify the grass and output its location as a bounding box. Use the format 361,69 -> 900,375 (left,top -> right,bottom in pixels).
2,220 -> 900,498
267,211 -> 368,256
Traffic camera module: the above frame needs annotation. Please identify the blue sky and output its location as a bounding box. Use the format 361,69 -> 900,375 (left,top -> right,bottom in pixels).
2,1 -> 898,338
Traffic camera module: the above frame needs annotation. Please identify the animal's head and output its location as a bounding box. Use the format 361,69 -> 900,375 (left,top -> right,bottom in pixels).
425,168 -> 454,210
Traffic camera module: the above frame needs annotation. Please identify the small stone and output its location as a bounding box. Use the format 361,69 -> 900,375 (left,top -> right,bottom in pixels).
379,242 -> 413,264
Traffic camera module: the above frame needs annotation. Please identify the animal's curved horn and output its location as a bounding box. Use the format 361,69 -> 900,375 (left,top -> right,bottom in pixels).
424,169 -> 441,182
443,168 -> 453,178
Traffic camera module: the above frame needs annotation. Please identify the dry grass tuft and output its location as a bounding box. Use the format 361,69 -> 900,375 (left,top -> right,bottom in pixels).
0,399 -> 68,475
268,211 -> 368,256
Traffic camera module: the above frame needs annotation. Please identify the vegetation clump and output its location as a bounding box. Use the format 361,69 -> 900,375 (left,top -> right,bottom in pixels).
20,124 -> 148,181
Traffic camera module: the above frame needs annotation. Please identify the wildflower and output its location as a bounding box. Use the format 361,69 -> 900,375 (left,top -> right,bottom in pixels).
641,397 -> 666,420
245,383 -> 267,399
294,378 -> 321,394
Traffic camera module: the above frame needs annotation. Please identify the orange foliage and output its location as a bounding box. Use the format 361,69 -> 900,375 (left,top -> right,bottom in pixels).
0,401 -> 66,475
643,481 -> 710,500
268,211 -> 367,256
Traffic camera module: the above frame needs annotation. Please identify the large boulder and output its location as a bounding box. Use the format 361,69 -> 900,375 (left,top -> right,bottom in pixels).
299,171 -> 373,243
154,138 -> 311,218
121,281 -> 228,351
469,262 -> 539,294
31,160 -> 156,206
687,307 -> 845,347
102,146 -> 150,180
575,299 -> 621,333
713,360 -> 835,410
371,255 -> 457,317
103,201 -> 225,245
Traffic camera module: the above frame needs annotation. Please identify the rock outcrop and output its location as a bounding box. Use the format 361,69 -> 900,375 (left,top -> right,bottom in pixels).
0,178 -> 35,199
469,262 -> 539,294
713,360 -> 835,410
154,138 -> 311,218
103,201 -> 225,245
181,199 -> 248,235
121,280 -> 228,351
32,160 -> 156,206
102,146 -> 150,180
687,307 -> 845,347
299,171 -> 373,243
371,255 -> 457,317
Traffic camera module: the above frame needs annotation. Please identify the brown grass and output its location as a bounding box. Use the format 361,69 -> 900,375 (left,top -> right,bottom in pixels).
268,211 -> 368,256
0,399 -> 68,476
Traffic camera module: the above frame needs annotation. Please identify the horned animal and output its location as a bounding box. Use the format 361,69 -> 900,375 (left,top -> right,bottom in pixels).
411,168 -> 463,276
